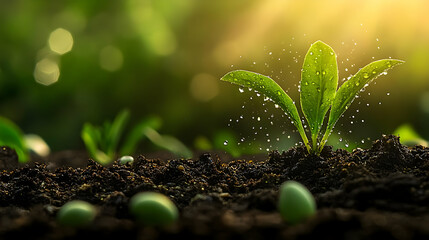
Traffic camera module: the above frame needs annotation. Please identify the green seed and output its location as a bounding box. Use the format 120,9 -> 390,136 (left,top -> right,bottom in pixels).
57,200 -> 96,227
118,155 -> 134,165
278,181 -> 316,224
129,192 -> 178,226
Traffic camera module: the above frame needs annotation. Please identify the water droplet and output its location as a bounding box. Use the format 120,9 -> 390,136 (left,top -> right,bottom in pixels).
309,51 -> 313,55
361,139 -> 365,143
363,73 -> 369,79
238,88 -> 244,93
257,117 -> 261,121
269,52 -> 272,55
339,138 -> 343,142
386,92 -> 390,96
316,71 -> 320,75
355,82 -> 360,87
378,102 -> 382,105
223,140 -> 228,146
345,68 -> 348,72
345,143 -> 349,147
322,71 -> 326,75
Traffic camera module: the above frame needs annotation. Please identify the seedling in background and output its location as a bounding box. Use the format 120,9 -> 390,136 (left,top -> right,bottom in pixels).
0,116 -> 29,162
278,181 -> 316,224
57,200 -> 96,227
129,192 -> 179,226
222,41 -> 404,155
81,109 -> 192,165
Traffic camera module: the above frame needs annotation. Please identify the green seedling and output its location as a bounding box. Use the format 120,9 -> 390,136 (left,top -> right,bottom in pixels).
57,200 -> 96,227
129,192 -> 179,226
81,109 -> 192,165
221,41 -> 404,155
0,116 -> 29,162
118,155 -> 134,165
278,180 -> 316,224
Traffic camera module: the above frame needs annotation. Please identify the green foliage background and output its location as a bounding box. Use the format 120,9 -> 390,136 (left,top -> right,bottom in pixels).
0,0 -> 428,152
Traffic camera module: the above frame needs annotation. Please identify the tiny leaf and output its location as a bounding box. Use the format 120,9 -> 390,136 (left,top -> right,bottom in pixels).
105,109 -> 130,157
320,59 -> 404,148
301,41 -> 338,142
143,127 -> 192,158
221,70 -> 310,151
119,116 -> 162,155
0,117 -> 29,162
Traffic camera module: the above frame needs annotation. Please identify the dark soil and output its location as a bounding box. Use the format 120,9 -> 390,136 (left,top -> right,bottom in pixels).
1,135 -> 429,240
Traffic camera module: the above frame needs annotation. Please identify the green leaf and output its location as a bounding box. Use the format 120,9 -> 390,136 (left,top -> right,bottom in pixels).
105,109 -> 130,157
320,59 -> 404,149
119,116 -> 162,155
221,70 -> 310,152
0,117 -> 29,163
81,123 -> 111,164
300,41 -> 338,150
143,127 -> 192,158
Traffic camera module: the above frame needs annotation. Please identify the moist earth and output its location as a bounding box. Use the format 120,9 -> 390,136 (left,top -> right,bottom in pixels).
1,135 -> 429,240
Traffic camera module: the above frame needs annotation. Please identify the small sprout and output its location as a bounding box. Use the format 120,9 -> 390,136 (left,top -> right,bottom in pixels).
81,110 -> 192,165
129,192 -> 178,226
118,155 -> 134,165
57,200 -> 96,227
278,181 -> 316,224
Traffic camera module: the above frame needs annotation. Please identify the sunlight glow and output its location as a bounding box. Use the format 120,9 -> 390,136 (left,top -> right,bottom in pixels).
190,73 -> 219,102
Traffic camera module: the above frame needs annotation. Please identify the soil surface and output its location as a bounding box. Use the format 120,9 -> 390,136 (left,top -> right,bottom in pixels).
1,135 -> 429,240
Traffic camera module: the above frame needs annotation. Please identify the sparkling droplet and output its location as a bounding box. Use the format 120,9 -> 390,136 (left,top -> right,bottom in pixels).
223,140 -> 228,146
239,88 -> 244,93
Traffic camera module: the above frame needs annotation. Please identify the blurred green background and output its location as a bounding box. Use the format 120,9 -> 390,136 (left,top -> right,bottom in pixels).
0,0 -> 428,153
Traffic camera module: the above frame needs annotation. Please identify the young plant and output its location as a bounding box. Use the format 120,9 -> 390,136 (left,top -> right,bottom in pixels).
278,181 -> 316,224
129,192 -> 179,226
221,41 -> 404,155
81,109 -> 192,165
57,200 -> 96,227
0,116 -> 29,162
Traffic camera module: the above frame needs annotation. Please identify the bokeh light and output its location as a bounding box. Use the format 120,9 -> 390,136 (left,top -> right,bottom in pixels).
48,28 -> 73,55
33,58 -> 60,86
99,46 -> 124,72
189,73 -> 219,102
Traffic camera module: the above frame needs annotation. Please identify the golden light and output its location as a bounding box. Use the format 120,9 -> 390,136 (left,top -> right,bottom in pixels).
190,73 -> 219,102
34,58 -> 60,86
48,28 -> 74,55
99,46 -> 124,72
